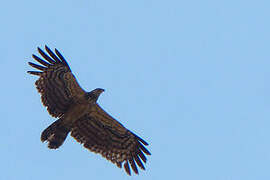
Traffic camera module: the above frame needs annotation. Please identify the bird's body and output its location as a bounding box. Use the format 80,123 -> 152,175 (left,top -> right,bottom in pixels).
28,46 -> 151,175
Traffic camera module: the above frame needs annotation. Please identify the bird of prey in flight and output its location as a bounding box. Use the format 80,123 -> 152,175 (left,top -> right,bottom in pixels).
27,46 -> 151,175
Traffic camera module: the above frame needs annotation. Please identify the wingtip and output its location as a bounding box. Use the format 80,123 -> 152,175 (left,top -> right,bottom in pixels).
124,161 -> 131,176
45,45 -> 50,51
54,48 -> 60,54
132,132 -> 149,146
27,71 -> 42,76
129,159 -> 139,175
44,45 -> 51,53
37,46 -> 45,54
143,141 -> 149,146
139,142 -> 151,156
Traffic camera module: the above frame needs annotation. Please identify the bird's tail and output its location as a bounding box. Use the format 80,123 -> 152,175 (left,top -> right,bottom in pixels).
41,118 -> 70,149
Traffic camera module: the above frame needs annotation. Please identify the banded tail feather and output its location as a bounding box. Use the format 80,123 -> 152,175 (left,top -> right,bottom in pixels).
41,118 -> 70,149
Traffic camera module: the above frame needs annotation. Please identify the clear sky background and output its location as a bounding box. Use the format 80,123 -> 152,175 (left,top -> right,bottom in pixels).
0,0 -> 270,179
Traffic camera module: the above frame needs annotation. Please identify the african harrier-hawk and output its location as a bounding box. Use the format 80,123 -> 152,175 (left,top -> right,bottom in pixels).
27,46 -> 151,175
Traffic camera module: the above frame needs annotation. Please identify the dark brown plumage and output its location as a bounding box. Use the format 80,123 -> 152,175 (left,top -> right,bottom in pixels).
28,46 -> 151,175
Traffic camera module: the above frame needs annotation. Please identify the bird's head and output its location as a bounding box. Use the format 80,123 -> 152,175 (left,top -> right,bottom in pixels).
86,88 -> 105,102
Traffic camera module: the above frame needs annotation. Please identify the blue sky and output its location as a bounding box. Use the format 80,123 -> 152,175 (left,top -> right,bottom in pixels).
1,0 -> 270,179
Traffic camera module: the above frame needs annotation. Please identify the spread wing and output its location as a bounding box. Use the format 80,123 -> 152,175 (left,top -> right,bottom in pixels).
28,46 -> 85,117
71,104 -> 151,175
